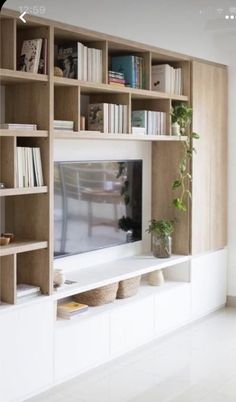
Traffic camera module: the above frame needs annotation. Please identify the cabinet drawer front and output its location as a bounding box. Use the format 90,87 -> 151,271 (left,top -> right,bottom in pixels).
110,297 -> 155,357
55,313 -> 109,381
155,284 -> 191,334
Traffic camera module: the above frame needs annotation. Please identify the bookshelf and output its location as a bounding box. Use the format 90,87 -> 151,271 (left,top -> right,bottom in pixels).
0,8 -> 227,312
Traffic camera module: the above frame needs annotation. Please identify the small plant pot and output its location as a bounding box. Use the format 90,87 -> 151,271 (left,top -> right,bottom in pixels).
148,269 -> 164,286
171,122 -> 181,136
152,234 -> 172,258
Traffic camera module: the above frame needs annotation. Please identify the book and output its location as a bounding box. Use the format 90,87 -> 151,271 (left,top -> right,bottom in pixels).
38,38 -> 48,74
17,284 -> 41,298
88,103 -> 108,132
152,64 -> 182,94
16,146 -> 44,187
0,123 -> 37,130
111,55 -> 136,88
57,301 -> 88,319
18,39 -> 43,74
56,43 -> 77,78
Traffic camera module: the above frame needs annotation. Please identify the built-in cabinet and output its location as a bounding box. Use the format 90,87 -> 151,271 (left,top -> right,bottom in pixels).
0,7 -> 228,402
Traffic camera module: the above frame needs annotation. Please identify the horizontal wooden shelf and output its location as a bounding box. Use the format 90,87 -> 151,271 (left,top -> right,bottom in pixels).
0,69 -> 48,84
54,130 -> 187,142
53,254 -> 190,301
56,281 -> 191,324
53,76 -> 188,101
0,186 -> 48,197
0,240 -> 48,257
0,130 -> 48,138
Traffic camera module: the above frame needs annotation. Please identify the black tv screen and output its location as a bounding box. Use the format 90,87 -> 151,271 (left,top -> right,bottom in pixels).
54,160 -> 142,258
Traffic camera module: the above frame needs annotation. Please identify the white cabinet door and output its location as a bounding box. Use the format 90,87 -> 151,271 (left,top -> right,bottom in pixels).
0,301 -> 54,402
191,249 -> 227,318
55,313 -> 109,381
154,283 -> 191,335
110,296 -> 154,357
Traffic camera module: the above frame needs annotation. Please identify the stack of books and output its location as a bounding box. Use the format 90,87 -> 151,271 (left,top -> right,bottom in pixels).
17,38 -> 48,74
16,147 -> 44,187
57,301 -> 88,319
17,284 -> 41,302
111,55 -> 145,89
53,120 -> 74,131
152,64 -> 182,95
132,110 -> 167,135
108,70 -> 125,87
0,123 -> 37,130
88,103 -> 128,134
55,42 -> 102,83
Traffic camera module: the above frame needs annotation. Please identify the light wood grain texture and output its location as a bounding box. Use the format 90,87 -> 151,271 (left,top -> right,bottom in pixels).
0,136 -> 16,188
0,186 -> 48,197
17,249 -> 50,294
0,130 -> 48,137
0,254 -> 16,303
0,68 -> 48,83
54,86 -> 80,131
191,61 -> 227,254
152,142 -> 190,255
0,240 -> 48,257
0,18 -> 16,70
5,83 -> 50,130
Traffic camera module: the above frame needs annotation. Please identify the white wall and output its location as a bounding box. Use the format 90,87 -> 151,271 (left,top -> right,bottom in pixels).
4,0 -> 236,294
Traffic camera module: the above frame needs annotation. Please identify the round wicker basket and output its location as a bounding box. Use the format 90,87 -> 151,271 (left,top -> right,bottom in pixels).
74,282 -> 118,306
116,275 -> 141,299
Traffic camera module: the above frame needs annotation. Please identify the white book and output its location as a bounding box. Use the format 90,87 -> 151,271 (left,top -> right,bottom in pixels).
17,283 -> 41,297
92,48 -> 96,82
87,48 -> 92,82
118,104 -> 123,133
0,123 -> 37,130
18,39 -> 42,74
32,148 -> 39,186
16,147 -> 23,187
114,104 -> 119,134
35,148 -> 44,186
123,105 -> 128,134
24,147 -> 29,187
152,64 -> 172,93
131,127 -> 145,134
103,103 -> 109,133
108,103 -> 113,133
77,42 -> 83,80
98,49 -> 102,83
83,45 -> 88,81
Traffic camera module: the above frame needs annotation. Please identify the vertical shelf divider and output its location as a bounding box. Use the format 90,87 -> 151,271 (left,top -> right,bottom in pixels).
1,254 -> 17,304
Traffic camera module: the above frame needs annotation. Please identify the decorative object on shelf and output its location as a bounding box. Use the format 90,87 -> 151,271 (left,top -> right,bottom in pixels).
74,282 -> 119,306
171,121 -> 181,136
147,219 -> 173,258
116,275 -> 141,299
1,232 -> 15,243
148,269 -> 165,286
0,237 -> 10,246
118,216 -> 138,243
80,115 -> 86,130
171,103 -> 200,211
0,182 -> 6,189
53,269 -> 66,287
54,66 -> 63,77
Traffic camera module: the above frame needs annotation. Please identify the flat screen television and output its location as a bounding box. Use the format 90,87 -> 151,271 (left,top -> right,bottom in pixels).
54,160 -> 142,258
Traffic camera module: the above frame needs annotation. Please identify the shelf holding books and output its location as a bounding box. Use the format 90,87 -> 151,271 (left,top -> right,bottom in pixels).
54,27 -> 107,84
54,85 -> 79,132
80,91 -> 130,134
17,24 -> 49,75
132,98 -> 171,136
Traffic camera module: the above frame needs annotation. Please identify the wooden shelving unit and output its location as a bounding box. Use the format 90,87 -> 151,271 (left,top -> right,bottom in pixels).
0,8 -> 227,312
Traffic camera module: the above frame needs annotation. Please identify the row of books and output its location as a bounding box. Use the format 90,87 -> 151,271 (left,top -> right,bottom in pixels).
88,103 -> 128,134
55,42 -> 102,82
152,64 -> 182,95
0,123 -> 37,130
111,55 -> 145,89
16,147 -> 44,187
18,38 -> 48,74
17,284 -> 41,302
132,110 -> 167,135
54,120 -> 74,131
57,301 -> 88,319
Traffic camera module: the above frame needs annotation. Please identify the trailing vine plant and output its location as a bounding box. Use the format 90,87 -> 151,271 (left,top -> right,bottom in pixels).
171,104 -> 200,211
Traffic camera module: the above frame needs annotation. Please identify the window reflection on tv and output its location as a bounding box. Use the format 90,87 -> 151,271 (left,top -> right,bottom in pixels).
54,160 -> 142,258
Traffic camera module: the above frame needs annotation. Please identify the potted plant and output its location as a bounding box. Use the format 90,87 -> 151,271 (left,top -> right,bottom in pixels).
147,219 -> 173,258
171,103 -> 193,136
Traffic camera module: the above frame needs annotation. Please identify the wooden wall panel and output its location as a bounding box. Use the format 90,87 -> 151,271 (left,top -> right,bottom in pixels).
191,61 -> 227,254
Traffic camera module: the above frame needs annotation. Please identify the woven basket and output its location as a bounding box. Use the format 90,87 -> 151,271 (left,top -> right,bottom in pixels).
74,282 -> 118,306
116,275 -> 141,299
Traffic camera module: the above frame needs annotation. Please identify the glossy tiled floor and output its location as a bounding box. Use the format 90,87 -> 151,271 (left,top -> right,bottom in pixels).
28,308 -> 236,402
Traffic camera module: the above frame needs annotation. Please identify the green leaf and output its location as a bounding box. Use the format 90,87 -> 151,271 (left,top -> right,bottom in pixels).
173,198 -> 187,211
191,132 -> 200,139
172,180 -> 181,189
